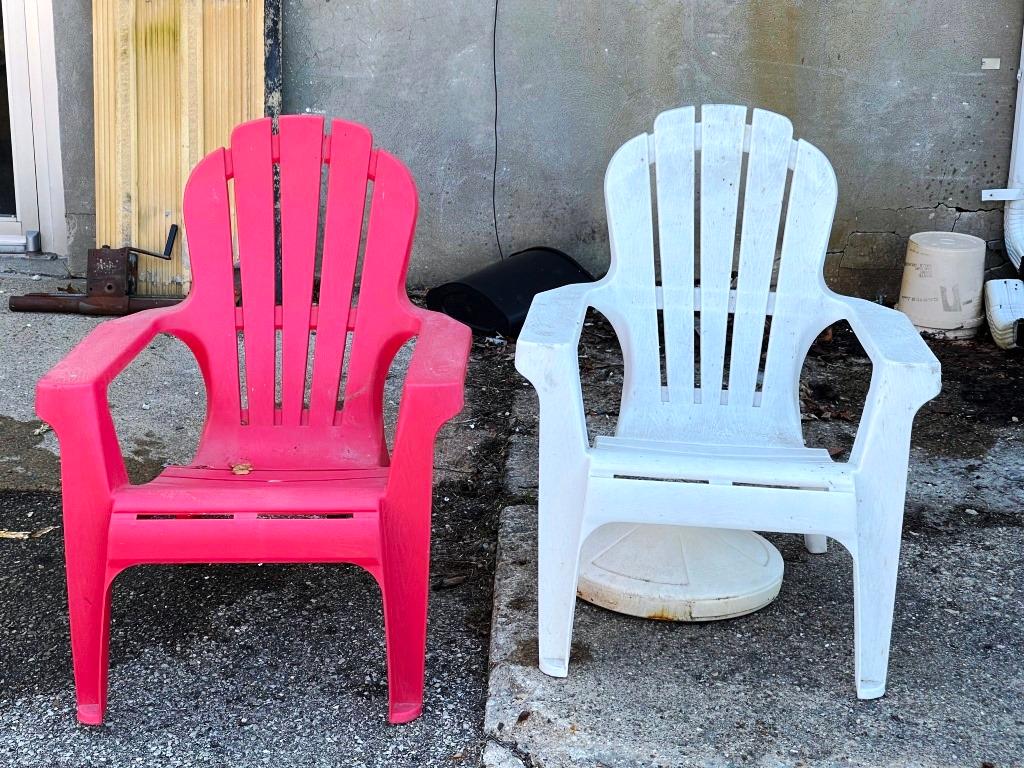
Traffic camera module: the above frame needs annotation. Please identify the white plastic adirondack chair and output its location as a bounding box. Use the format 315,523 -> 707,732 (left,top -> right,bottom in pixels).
515,105 -> 941,699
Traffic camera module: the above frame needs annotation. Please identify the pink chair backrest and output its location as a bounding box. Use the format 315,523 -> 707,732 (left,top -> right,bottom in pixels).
180,115 -> 419,468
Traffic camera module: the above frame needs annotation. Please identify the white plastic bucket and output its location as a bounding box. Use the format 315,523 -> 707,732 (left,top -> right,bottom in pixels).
896,231 -> 986,339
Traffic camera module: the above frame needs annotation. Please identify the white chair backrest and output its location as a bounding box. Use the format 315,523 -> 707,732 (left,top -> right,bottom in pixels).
593,105 -> 838,445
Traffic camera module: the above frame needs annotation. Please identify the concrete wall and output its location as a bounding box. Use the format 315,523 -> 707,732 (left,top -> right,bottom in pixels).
55,1 -> 1024,295
53,0 -> 94,274
284,0 -> 1024,297
282,0 -> 499,285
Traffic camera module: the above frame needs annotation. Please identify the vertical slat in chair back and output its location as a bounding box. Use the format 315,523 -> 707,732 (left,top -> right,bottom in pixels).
758,138 -> 839,417
653,107 -> 697,405
601,124 -> 661,411
181,116 -> 418,467
336,138 -> 419,463
600,105 -> 837,444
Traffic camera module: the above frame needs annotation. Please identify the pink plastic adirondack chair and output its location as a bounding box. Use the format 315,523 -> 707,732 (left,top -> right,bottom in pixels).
36,116 -> 471,725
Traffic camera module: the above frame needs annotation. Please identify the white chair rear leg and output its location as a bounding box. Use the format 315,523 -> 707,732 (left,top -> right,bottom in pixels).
804,534 -> 828,554
537,496 -> 587,678
850,495 -> 905,699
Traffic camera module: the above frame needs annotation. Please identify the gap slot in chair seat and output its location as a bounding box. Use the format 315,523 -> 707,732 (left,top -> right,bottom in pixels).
589,435 -> 854,492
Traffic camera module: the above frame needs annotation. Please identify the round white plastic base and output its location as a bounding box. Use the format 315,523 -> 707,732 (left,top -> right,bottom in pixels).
576,524 -> 784,621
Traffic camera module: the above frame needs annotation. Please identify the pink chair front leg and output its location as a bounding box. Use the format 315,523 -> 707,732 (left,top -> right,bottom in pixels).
379,318 -> 469,722
380,414 -> 444,723
41,384 -> 128,724
378,490 -> 432,724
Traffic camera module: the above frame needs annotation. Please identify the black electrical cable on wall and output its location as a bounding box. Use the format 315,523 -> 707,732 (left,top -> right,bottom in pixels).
491,0 -> 505,260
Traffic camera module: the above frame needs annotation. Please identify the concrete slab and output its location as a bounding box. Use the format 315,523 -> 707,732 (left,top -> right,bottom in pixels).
485,318 -> 1024,767
485,505 -> 1023,768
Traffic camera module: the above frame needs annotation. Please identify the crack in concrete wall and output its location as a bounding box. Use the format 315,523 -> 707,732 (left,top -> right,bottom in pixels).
828,202 -> 1012,284
824,200 -> 1017,300
829,202 -> 997,254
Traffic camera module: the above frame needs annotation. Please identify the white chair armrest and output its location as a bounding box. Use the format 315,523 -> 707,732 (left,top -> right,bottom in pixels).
829,294 -> 942,472
515,283 -> 595,388
830,294 -> 941,400
515,282 -> 596,456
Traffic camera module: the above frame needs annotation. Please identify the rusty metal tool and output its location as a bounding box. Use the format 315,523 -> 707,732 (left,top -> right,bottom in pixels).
9,226 -> 184,316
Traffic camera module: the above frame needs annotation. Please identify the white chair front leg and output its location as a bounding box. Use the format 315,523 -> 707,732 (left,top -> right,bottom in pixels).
828,292 -> 941,698
514,283 -> 597,678
850,458 -> 909,699
536,432 -> 590,677
849,382 -> 922,698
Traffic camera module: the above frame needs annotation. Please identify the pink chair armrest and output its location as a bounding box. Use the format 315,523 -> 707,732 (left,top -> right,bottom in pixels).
36,306 -> 183,494
37,306 -> 180,415
386,310 -> 471,492
401,309 -> 471,415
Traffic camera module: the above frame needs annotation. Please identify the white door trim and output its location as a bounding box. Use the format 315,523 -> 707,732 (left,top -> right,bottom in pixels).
24,0 -> 66,255
0,0 -> 66,254
0,0 -> 40,240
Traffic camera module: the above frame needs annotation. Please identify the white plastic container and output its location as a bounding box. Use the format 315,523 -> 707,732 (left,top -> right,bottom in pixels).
985,278 -> 1024,350
896,231 -> 986,339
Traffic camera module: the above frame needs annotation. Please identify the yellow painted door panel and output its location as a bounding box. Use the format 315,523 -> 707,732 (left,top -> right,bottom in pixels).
94,0 -> 265,295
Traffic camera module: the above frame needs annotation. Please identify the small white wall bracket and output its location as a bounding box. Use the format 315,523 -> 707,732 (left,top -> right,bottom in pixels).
982,188 -> 1024,202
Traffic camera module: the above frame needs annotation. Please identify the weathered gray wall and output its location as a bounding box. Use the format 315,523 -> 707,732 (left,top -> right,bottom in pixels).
54,1 -> 1024,294
283,0 -> 499,285
284,0 -> 1024,296
53,0 -> 94,274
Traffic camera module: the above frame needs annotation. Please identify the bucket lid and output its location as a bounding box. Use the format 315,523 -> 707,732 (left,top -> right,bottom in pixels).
909,231 -> 986,253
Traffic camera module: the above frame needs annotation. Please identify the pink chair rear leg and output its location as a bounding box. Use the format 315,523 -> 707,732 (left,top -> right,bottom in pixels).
379,507 -> 431,724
